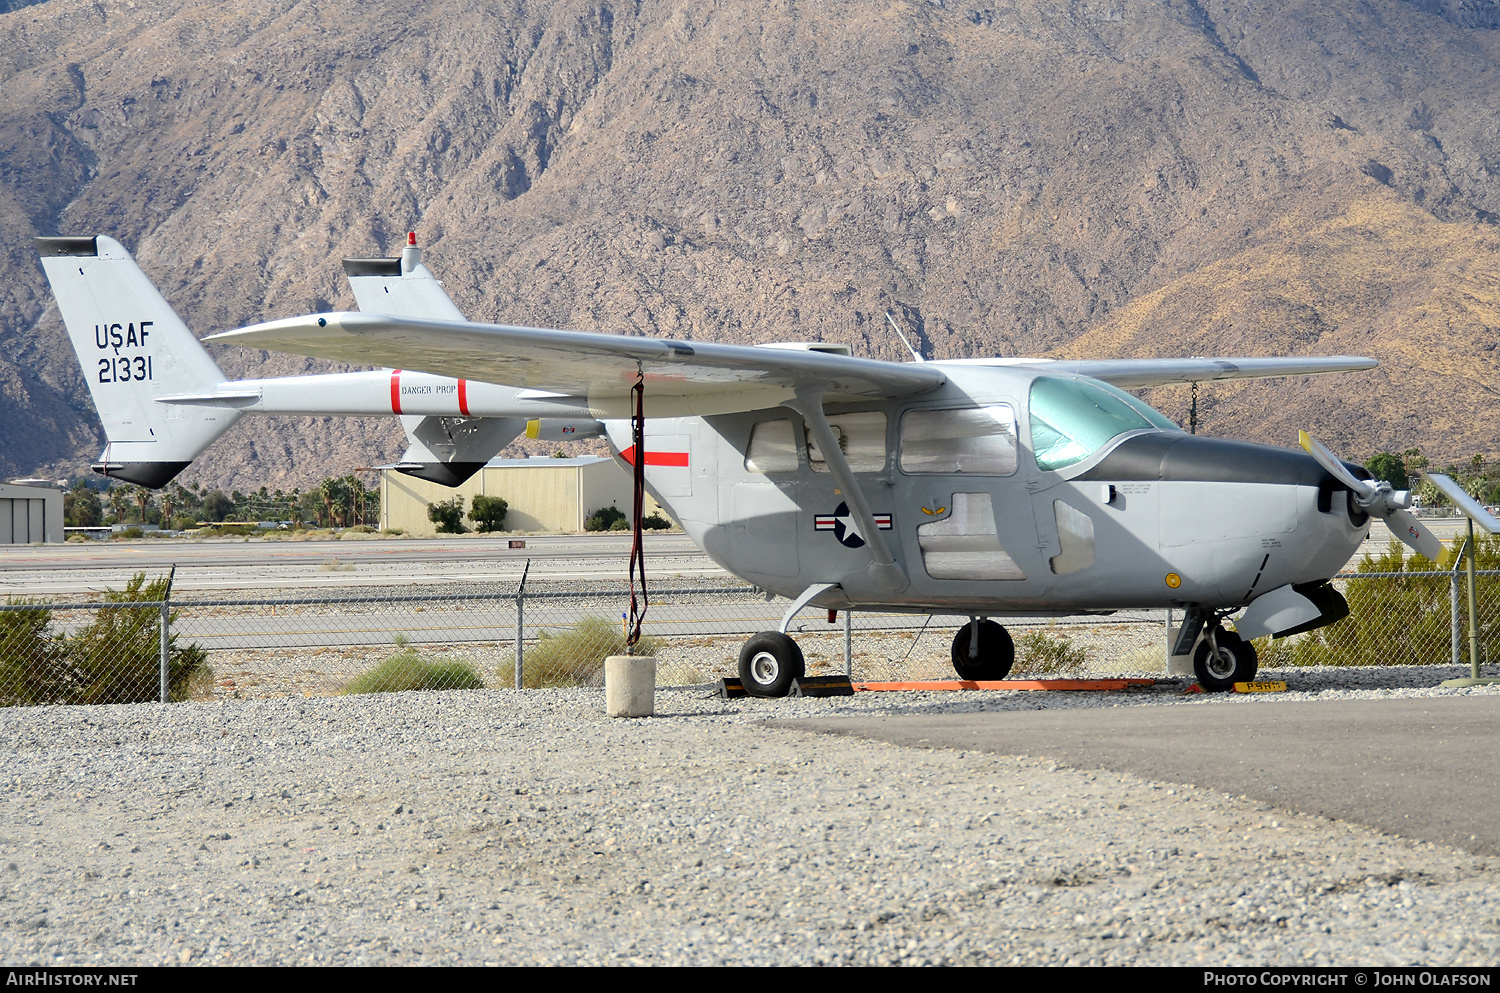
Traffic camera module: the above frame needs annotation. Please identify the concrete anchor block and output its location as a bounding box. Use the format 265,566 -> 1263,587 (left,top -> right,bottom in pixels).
605,655 -> 656,718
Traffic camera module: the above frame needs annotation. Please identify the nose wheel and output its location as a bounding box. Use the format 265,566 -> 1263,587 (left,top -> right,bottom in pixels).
951,619 -> 1015,681
1193,627 -> 1258,692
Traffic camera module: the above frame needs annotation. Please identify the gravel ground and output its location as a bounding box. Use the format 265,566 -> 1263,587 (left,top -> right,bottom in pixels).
2,669 -> 1499,966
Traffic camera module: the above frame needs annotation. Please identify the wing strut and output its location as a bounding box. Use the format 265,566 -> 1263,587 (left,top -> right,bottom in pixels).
785,390 -> 909,593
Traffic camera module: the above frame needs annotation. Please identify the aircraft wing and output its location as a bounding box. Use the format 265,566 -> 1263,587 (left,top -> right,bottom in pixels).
205,312 -> 948,417
949,356 -> 1377,388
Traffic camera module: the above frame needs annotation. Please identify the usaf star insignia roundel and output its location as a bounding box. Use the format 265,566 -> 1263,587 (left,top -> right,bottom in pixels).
814,502 -> 893,549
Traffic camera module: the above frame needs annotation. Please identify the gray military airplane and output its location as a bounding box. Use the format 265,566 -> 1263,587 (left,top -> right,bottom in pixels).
35,234 -> 603,489
187,264 -> 1426,695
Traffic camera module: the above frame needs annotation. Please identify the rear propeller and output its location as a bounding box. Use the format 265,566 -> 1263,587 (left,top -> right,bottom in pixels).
1299,431 -> 1443,561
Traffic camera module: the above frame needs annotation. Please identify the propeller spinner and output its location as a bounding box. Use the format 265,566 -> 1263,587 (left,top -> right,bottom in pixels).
1298,431 -> 1443,561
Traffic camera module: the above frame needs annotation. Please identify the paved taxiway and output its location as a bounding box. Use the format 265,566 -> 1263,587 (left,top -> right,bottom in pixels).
0,532 -> 722,593
793,695 -> 1500,857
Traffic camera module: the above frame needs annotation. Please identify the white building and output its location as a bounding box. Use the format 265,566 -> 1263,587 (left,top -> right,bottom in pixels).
0,482 -> 64,543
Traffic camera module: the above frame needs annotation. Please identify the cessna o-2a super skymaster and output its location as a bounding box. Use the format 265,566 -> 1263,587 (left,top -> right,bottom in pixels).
37,234 -> 1433,696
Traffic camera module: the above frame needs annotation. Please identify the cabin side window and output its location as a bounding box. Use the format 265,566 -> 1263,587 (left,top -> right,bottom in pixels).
744,419 -> 799,474
916,492 -> 1026,580
1050,501 -> 1096,575
899,405 -> 1018,475
806,411 -> 888,473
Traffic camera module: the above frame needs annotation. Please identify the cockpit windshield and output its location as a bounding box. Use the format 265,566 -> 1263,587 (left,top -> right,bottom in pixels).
1029,376 -> 1179,472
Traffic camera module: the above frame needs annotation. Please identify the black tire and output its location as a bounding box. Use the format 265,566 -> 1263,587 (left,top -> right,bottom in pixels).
1192,630 -> 1258,692
738,631 -> 806,698
950,620 -> 1015,681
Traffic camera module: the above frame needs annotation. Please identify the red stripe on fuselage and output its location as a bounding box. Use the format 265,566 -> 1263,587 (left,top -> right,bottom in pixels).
619,445 -> 690,467
458,379 -> 469,416
390,370 -> 402,414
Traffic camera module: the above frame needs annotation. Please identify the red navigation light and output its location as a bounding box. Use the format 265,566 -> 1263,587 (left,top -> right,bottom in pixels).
407,231 -> 417,246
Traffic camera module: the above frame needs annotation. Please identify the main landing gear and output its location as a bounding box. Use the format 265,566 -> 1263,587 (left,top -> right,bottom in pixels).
738,632 -> 806,697
951,619 -> 1014,682
737,616 -> 1019,696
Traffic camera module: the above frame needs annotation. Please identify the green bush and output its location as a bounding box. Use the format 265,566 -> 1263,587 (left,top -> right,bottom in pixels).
1011,627 -> 1089,676
428,497 -> 467,534
343,640 -> 484,694
0,573 -> 210,706
585,506 -> 626,532
0,602 -> 66,705
585,507 -> 673,531
469,494 -> 509,532
523,617 -> 662,688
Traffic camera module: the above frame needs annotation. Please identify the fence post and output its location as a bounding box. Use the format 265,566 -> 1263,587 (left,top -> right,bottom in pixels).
159,564 -> 176,704
514,559 -> 530,690
1452,562 -> 1463,668
844,609 -> 852,678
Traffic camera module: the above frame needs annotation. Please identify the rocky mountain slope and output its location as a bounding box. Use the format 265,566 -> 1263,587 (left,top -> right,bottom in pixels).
3,0 -> 1500,490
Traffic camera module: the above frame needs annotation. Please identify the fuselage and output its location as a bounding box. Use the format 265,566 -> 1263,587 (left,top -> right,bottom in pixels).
604,364 -> 1369,615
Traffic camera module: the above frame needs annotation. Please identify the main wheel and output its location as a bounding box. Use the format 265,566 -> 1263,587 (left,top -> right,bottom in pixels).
1192,630 -> 1258,692
950,620 -> 1015,681
738,631 -> 806,698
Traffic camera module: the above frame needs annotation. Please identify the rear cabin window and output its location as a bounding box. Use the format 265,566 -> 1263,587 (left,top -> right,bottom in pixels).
744,419 -> 799,474
899,405 -> 1018,475
806,411 -> 887,473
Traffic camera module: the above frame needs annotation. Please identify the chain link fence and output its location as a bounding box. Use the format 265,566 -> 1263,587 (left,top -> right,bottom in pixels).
3,565 -> 1497,705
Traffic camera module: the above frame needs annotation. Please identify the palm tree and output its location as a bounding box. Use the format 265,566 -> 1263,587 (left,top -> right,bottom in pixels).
131,485 -> 151,524
341,474 -> 363,526
319,478 -> 340,528
107,486 -> 127,524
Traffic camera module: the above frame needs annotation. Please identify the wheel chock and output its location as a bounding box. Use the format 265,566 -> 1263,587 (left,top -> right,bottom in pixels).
1233,680 -> 1287,693
1184,682 -> 1207,694
716,675 -> 854,699
789,675 -> 855,698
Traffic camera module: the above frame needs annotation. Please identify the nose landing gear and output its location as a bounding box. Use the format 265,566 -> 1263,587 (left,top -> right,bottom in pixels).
1192,622 -> 1258,692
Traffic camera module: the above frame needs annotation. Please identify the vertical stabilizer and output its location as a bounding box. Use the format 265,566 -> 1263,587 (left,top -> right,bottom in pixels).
346,233 -> 516,486
343,232 -> 466,321
35,235 -> 239,487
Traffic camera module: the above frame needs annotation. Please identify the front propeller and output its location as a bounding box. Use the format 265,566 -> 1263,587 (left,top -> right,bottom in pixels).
1299,431 -> 1443,561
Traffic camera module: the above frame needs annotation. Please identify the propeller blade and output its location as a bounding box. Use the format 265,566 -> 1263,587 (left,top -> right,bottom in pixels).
1299,430 -> 1375,498
1425,473 -> 1500,534
1386,508 -> 1444,562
